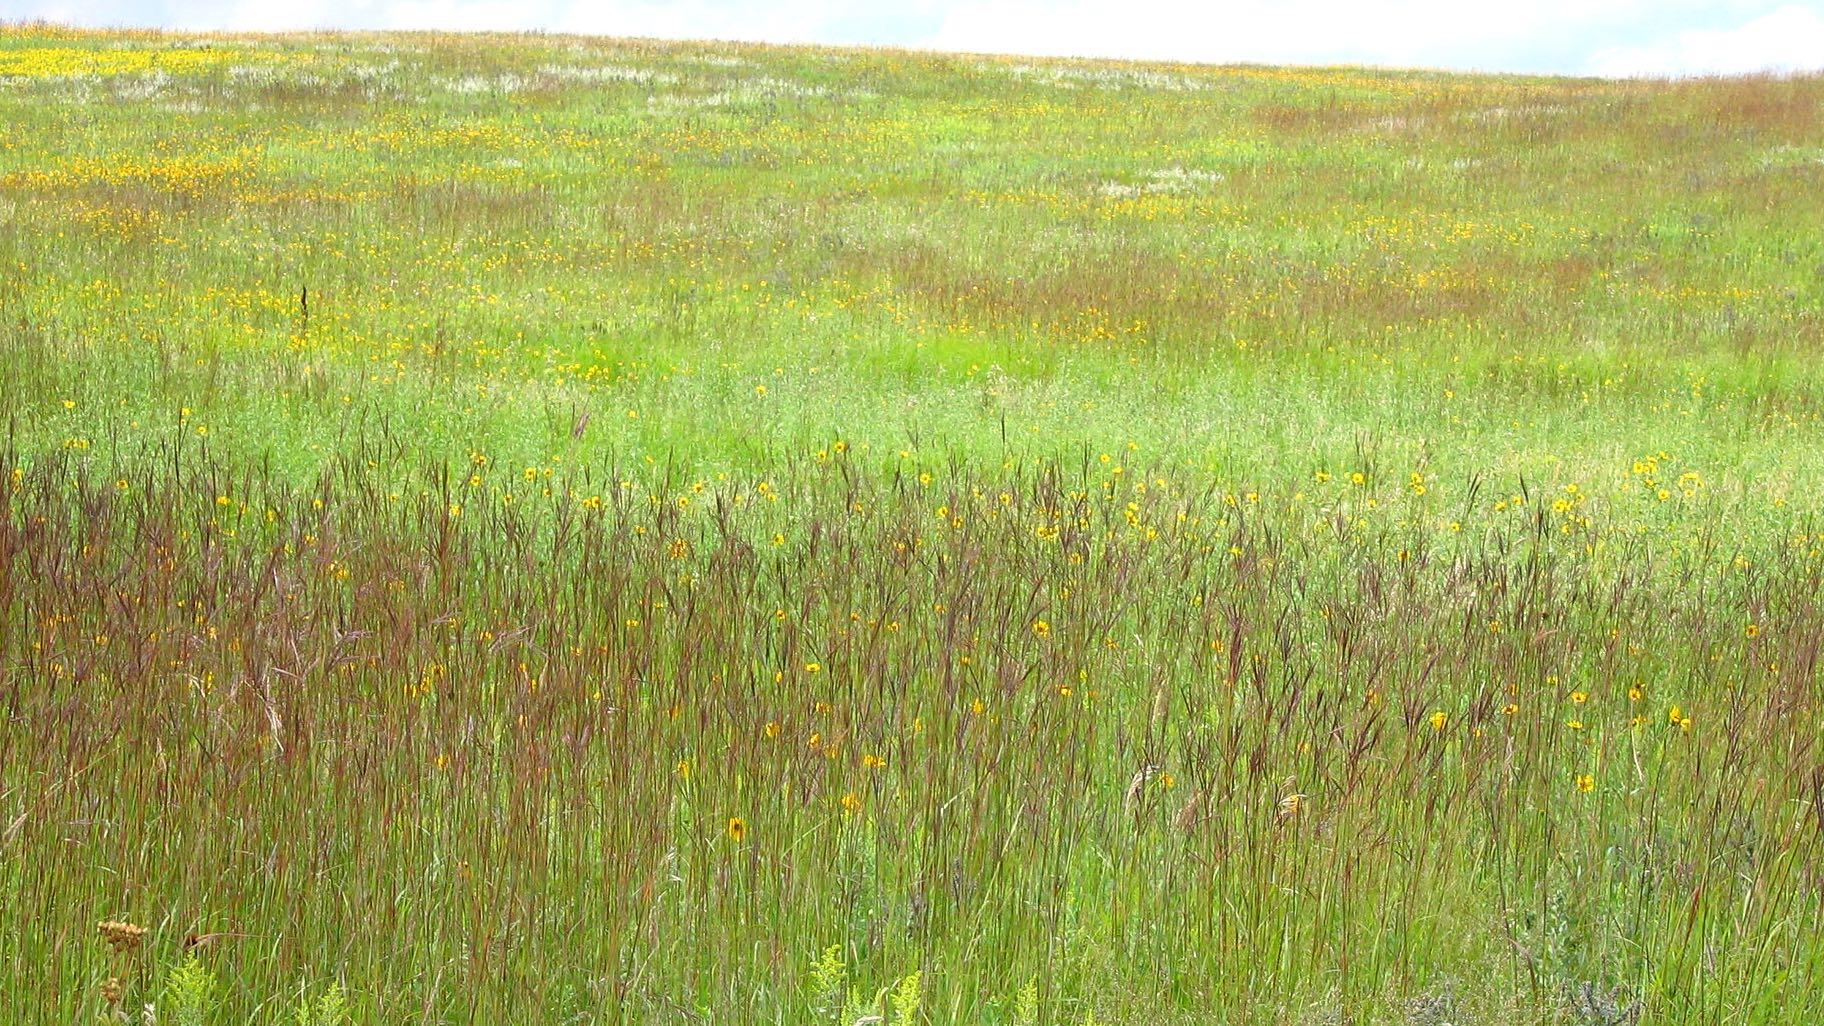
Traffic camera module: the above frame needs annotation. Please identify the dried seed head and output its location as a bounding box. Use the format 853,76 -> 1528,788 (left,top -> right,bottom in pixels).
97,921 -> 147,954
1174,791 -> 1204,833
100,977 -> 124,1006
1125,764 -> 1160,806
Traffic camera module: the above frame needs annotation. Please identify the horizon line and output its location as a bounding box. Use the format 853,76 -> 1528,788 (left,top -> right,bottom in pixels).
8,18 -> 1824,83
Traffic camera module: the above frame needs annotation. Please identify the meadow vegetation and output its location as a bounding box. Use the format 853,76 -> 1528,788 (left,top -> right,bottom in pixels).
2,22 -> 1824,1025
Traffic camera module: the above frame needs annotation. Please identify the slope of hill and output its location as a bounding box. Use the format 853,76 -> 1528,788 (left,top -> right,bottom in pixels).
3,24 -> 1823,1025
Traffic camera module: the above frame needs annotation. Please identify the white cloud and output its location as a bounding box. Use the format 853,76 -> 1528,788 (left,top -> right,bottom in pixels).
1585,4 -> 1824,76
925,0 -> 1536,67
6,0 -> 1824,77
158,0 -> 920,42
921,0 -> 1824,74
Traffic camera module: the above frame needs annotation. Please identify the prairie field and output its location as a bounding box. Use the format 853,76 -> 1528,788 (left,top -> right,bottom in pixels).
5,22 -> 1824,1025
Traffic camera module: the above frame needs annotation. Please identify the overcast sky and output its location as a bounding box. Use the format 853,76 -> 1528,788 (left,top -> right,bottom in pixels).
9,0 -> 1824,77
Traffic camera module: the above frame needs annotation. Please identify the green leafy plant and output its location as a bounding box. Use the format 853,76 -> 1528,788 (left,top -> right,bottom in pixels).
159,958 -> 216,1026
292,981 -> 350,1026
890,971 -> 922,1026
1013,975 -> 1039,1026
808,945 -> 848,1021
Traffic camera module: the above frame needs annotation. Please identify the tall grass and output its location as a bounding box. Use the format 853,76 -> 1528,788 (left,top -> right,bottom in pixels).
2,22 -> 1823,1025
5,435 -> 1822,1022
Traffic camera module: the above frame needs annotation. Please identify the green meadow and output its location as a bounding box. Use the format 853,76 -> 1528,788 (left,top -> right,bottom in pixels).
3,23 -> 1823,1025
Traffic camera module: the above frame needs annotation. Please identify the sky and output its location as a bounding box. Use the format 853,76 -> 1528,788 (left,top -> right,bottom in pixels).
8,0 -> 1824,77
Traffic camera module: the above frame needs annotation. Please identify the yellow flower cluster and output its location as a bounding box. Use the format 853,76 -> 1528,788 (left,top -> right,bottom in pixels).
0,44 -> 283,79
6,152 -> 259,199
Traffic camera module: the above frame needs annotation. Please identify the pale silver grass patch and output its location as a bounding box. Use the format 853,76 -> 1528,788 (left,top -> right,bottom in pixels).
1095,165 -> 1226,198
110,70 -> 172,101
348,60 -> 402,84
536,63 -> 680,87
648,75 -> 835,110
1463,102 -> 1573,123
1754,144 -> 1824,170
447,72 -> 528,94
991,61 -> 1211,92
683,54 -> 754,69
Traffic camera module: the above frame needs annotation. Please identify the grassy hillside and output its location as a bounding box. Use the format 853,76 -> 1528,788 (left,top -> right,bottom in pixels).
3,23 -> 1824,1025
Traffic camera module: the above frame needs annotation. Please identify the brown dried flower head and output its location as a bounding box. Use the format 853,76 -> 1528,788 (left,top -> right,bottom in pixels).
97,920 -> 147,954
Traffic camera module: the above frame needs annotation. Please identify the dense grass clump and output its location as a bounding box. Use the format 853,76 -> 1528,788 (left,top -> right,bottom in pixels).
2,22 -> 1823,1025
7,441 -> 1824,1023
